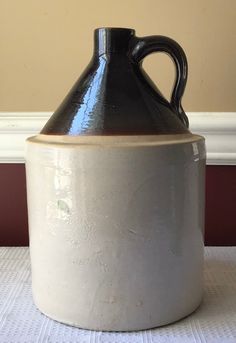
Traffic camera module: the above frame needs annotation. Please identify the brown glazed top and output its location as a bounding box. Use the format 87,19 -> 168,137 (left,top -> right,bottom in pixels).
41,27 -> 190,136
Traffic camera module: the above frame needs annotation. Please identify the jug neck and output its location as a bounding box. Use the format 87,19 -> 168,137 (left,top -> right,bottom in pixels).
93,27 -> 135,57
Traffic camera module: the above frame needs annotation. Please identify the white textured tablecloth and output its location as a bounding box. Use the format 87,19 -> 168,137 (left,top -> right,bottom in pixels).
0,247 -> 236,343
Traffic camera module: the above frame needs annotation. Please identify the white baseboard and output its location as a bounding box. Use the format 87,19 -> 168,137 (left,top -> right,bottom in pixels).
0,112 -> 235,165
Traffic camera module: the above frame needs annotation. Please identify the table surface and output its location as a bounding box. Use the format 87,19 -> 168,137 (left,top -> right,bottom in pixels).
0,247 -> 236,343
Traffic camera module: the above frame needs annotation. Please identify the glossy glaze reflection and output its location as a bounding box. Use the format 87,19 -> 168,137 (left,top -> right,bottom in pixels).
41,28 -> 189,135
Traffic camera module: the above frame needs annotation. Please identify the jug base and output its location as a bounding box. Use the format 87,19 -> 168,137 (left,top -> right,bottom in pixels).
33,297 -> 203,332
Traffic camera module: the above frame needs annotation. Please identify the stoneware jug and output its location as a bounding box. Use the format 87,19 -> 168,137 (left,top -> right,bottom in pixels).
25,27 -> 206,331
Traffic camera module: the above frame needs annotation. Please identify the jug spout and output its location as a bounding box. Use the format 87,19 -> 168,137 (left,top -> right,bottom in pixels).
94,27 -> 135,57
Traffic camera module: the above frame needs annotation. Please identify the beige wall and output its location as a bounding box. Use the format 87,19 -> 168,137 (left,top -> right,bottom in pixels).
1,0 -> 236,112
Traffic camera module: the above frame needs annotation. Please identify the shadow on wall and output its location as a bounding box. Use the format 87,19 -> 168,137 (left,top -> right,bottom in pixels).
0,164 -> 235,246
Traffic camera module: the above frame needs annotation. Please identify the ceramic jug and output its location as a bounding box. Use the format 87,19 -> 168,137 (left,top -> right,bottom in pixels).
25,27 -> 206,331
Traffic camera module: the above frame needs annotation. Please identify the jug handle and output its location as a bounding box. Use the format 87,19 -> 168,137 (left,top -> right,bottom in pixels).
130,35 -> 189,127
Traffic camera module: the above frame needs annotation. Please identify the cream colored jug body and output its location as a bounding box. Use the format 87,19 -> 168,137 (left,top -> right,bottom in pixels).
26,134 -> 205,331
